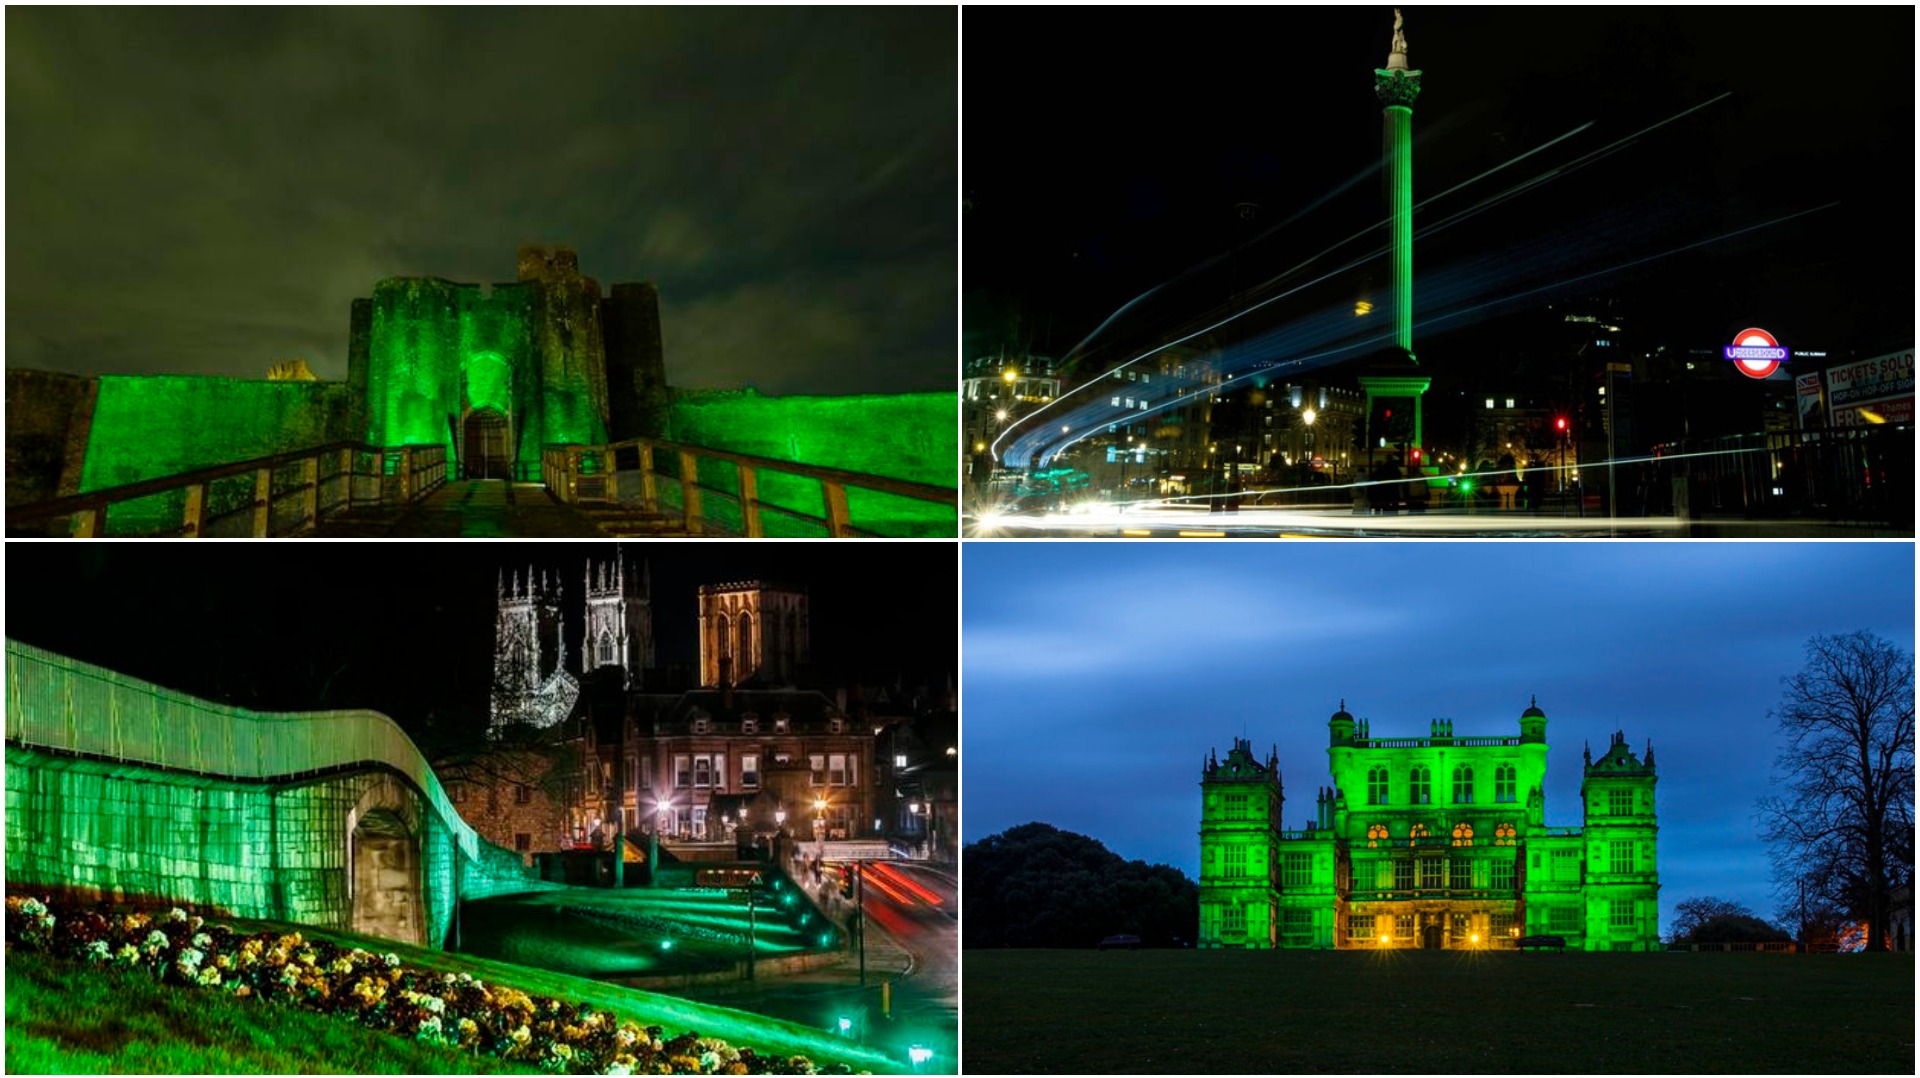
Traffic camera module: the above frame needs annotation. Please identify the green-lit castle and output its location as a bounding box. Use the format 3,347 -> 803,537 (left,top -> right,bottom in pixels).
1199,700 -> 1660,951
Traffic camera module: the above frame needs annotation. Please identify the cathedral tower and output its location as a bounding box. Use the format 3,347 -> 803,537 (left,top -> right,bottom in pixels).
696,582 -> 808,687
584,546 -> 654,687
489,568 -> 579,732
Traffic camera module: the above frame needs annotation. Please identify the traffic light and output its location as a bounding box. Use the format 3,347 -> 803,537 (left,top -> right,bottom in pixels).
839,864 -> 854,898
1408,447 -> 1423,466
1554,416 -> 1568,432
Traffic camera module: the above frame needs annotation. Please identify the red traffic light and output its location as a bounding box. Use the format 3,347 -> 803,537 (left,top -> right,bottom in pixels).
1554,417 -> 1568,431
1409,448 -> 1423,463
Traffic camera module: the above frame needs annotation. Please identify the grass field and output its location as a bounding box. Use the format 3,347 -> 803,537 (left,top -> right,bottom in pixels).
962,949 -> 1915,1074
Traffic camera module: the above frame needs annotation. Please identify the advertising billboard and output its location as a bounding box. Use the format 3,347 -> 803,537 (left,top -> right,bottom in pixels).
1825,349 -> 1914,427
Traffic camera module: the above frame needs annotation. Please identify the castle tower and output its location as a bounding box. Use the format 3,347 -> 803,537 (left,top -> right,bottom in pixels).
1199,738 -> 1284,948
489,567 -> 580,732
697,581 -> 808,687
1357,7 -> 1433,472
1579,729 -> 1661,951
584,545 -> 655,687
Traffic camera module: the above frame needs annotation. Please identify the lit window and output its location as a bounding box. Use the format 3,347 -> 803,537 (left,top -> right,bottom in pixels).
1409,822 -> 1431,843
1349,914 -> 1373,940
1451,822 -> 1474,847
1395,913 -> 1415,937
693,757 -> 713,788
1367,824 -> 1389,848
741,754 -> 760,788
1505,398 -> 1516,408
1494,822 -> 1517,846
1111,396 -> 1121,407
1492,911 -> 1513,936
809,754 -> 826,785
894,753 -> 908,769
1485,398 -> 1495,409
1452,913 -> 1470,938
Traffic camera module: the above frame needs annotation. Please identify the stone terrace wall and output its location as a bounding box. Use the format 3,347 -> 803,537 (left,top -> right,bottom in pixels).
667,389 -> 957,488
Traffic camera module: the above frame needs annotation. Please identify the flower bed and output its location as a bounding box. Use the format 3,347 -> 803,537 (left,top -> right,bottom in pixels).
6,895 -> 847,1075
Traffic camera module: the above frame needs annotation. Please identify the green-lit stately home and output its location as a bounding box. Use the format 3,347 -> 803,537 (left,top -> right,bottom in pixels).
1199,700 -> 1659,951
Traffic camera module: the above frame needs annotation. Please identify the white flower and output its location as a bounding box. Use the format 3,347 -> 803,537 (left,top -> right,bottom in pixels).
20,898 -> 46,917
176,947 -> 205,973
606,1065 -> 632,1076
383,952 -> 401,969
192,932 -> 213,950
86,940 -> 111,962
144,930 -> 170,950
167,907 -> 189,923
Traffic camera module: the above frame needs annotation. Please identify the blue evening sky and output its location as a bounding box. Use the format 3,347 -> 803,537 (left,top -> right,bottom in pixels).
962,542 -> 1914,933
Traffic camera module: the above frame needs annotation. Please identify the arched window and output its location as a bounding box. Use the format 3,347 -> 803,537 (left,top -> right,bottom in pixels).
1367,767 -> 1389,805
1409,766 -> 1431,805
1451,822 -> 1474,847
1494,822 -> 1517,846
738,612 -> 755,674
716,613 -> 732,658
1452,765 -> 1474,804
597,631 -> 615,667
1367,823 -> 1389,848
1408,822 -> 1430,846
1495,764 -> 1517,803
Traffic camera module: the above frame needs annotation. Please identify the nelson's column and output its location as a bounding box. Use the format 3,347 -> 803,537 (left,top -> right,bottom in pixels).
1357,8 -> 1433,477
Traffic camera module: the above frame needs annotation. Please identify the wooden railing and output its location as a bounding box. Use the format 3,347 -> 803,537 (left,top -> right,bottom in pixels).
542,438 -> 956,537
5,443 -> 446,538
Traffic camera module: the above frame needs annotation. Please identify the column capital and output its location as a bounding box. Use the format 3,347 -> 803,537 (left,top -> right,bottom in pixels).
1374,68 -> 1423,108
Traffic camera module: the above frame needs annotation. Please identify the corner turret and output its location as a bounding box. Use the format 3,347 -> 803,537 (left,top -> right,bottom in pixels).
1329,700 -> 1356,746
1520,695 -> 1547,742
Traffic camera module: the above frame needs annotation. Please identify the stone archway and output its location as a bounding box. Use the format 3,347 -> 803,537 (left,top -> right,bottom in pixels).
349,805 -> 424,945
462,408 -> 512,479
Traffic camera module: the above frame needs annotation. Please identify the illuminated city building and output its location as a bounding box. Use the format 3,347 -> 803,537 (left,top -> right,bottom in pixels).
489,567 -> 580,732
1199,700 -> 1660,950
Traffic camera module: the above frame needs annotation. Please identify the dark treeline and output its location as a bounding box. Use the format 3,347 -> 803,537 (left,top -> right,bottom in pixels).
964,822 -> 1196,948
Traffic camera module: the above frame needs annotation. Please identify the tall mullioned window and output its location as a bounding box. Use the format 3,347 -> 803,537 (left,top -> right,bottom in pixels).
1496,764 -> 1517,803
1223,905 -> 1246,934
1282,852 -> 1311,887
1609,789 -> 1633,816
1225,792 -> 1248,817
1611,899 -> 1635,929
1394,859 -> 1414,891
1348,914 -> 1374,940
1491,857 -> 1515,892
1225,846 -> 1248,878
1367,767 -> 1389,805
1410,767 -> 1431,805
1609,840 -> 1634,874
1452,765 -> 1474,804
1419,857 -> 1443,889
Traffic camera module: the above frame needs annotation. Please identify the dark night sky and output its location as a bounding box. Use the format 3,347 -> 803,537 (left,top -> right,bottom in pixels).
962,542 -> 1915,933
6,7 -> 956,395
965,5 -> 1914,369
3,543 -> 956,756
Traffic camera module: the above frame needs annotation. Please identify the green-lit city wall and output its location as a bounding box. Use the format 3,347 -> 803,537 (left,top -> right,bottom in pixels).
668,389 -> 956,488
3,640 -> 548,948
1199,702 -> 1660,952
74,376 -> 356,493
666,389 -> 958,536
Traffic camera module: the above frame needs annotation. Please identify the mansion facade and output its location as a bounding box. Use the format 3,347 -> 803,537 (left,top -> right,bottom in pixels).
1199,700 -> 1660,951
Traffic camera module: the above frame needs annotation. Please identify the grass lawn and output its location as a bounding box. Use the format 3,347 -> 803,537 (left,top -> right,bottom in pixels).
962,949 -> 1915,1074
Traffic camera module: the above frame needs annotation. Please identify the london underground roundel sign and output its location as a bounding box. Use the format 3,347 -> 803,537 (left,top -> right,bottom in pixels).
1723,327 -> 1786,379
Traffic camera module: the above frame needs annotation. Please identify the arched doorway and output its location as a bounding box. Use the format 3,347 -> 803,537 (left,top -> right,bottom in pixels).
463,408 -> 511,479
350,808 -> 424,945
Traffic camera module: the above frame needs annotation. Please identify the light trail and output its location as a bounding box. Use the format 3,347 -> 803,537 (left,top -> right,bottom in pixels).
997,94 -> 1741,470
868,862 -> 945,906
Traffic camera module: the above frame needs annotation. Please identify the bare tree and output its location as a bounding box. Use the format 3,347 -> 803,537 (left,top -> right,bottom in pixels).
1757,630 -> 1914,952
